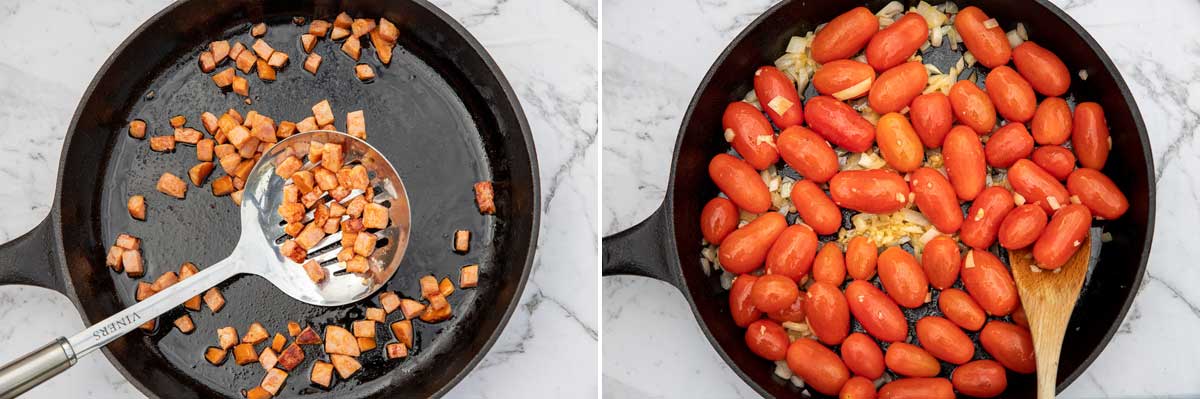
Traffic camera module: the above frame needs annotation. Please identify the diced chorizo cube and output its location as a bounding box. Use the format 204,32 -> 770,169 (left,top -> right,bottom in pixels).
157,173 -> 188,199
351,19 -> 375,37
330,354 -> 361,379
135,281 -> 155,301
212,175 -> 235,196
303,260 -> 326,283
311,100 -> 335,127
256,59 -> 275,81
183,292 -> 202,311
370,31 -> 393,65
251,22 -> 267,37
201,112 -> 219,134
296,326 -> 322,344
218,327 -> 240,348
420,294 -> 452,323
151,271 -> 179,292
357,337 -> 376,351
418,276 -> 440,299
353,232 -> 376,257
331,27 -> 350,40
312,202 -> 330,227
237,139 -> 259,160
277,342 -> 305,371
352,320 -> 375,338
307,141 -> 325,162
188,162 -> 215,186
383,345 -> 407,363
122,250 -> 144,277
197,139 -> 215,162
204,288 -> 225,313
149,135 -> 176,152
236,49 -> 257,73
346,165 -> 369,191
218,113 -> 239,135
439,278 -> 455,297
365,308 -> 385,323
116,234 -> 140,250
474,181 -> 495,214
355,64 -> 375,81
215,144 -> 237,160
174,127 -> 202,144
390,320 -> 413,348
291,170 -> 316,193
314,167 -> 338,191
299,34 -> 318,55
261,368 -> 288,395
278,202 -> 305,223
243,322 -> 269,344
169,115 -> 187,128
252,39 -> 274,60
399,299 -> 426,320
285,222 -> 304,237
226,108 -> 244,124
174,314 -> 195,333
337,246 -> 355,263
334,12 -> 352,28
287,321 -> 301,337
128,120 -> 146,139
460,265 -> 479,288
270,333 -> 286,353
324,325 -> 360,356
226,126 -> 250,149
253,122 -> 276,145
231,189 -> 244,206
126,195 -> 146,220
230,42 -> 246,61
204,347 -> 227,365
294,117 -> 316,134
281,239 -> 306,263
345,256 -> 369,273
303,53 -> 322,75
295,222 -> 326,250
378,291 -> 401,314
346,110 -> 366,139
453,230 -> 470,253
259,347 -> 278,370
212,67 -> 236,88
277,121 -> 297,139
106,246 -> 125,271
341,38 -> 361,60
310,361 -> 334,388
267,51 -> 288,68
245,387 -> 271,399
362,203 -> 389,229
319,123 -> 335,131
232,76 -> 249,96
328,186 -> 350,202
211,40 -> 231,63
310,20 -> 331,36
274,156 -> 302,180
329,202 -> 346,218
300,190 -> 323,209
139,320 -> 156,332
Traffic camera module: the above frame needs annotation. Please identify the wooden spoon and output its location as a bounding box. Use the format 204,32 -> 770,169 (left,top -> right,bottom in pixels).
1009,234 -> 1092,399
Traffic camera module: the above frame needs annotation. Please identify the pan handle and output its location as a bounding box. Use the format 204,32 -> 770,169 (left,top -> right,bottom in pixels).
602,203 -> 681,287
0,216 -> 65,293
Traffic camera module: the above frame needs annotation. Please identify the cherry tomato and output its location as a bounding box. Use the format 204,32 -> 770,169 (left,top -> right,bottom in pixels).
768,293 -> 807,323
1067,168 -> 1129,220
729,274 -> 761,327
845,280 -> 907,343
954,6 -> 1011,68
1012,41 -> 1071,97
866,13 -> 928,71
949,81 -> 997,134
830,169 -> 911,214
709,153 -> 771,213
910,92 -> 953,148
766,224 -> 818,282
745,319 -> 789,361
1008,159 -> 1070,213
998,204 -> 1048,250
985,66 -> 1037,123
701,197 -> 738,245
753,66 -> 804,128
938,288 -> 987,331
961,249 -> 1018,316
984,122 -> 1034,168
877,247 -> 929,309
921,236 -> 961,290
811,7 -> 878,64
910,167 -> 963,233
953,360 -> 1008,398
719,212 -> 787,274
840,332 -> 886,379
813,59 -> 875,100
869,61 -> 928,114
915,316 -> 974,365
813,242 -> 848,285
1032,204 -> 1092,269
840,376 -> 878,399
875,112 -> 925,172
723,101 -> 779,170
878,378 -> 954,399
777,125 -> 838,183
845,236 -> 878,281
805,281 -> 851,345
980,321 -> 1036,374
790,180 -> 843,236
787,338 -> 851,395
960,186 -> 1014,250
1073,102 -> 1111,170
884,342 -> 940,377
750,274 -> 800,314
1031,145 -> 1076,181
1031,97 -> 1072,145
806,96 -> 877,152
943,126 -> 987,201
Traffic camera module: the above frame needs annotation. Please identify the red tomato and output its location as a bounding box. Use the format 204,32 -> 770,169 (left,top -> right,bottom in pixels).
750,274 -> 800,314
875,112 -> 926,172
1032,204 -> 1092,269
960,186 -> 1014,250
943,126 -> 987,201
845,280 -> 908,343
700,197 -> 738,245
718,212 -> 787,274
877,247 -> 929,309
811,7 -> 878,64
998,204 -> 1049,250
869,61 -> 928,114
805,281 -> 851,345
813,59 -> 875,100
1031,145 -> 1077,181
806,96 -> 877,152
985,66 -> 1037,123
954,6 -> 1011,68
753,66 -> 804,128
723,101 -> 779,170
1067,168 -> 1129,220
921,236 -> 961,290
1008,159 -> 1070,213
909,167 -> 963,233
790,180 -> 843,236
729,274 -> 761,327
1072,102 -> 1111,170
939,288 -> 987,331
1012,41 -> 1071,97
787,338 -> 851,395
708,153 -> 771,213
813,242 -> 847,285
1031,97 -> 1072,145
961,249 -> 1018,316
768,294 -> 807,323
984,122 -> 1034,168
840,332 -> 886,379
777,125 -> 838,183
840,376 -> 878,399
830,169 -> 911,214
953,360 -> 1008,398
885,342 -> 940,377
949,81 -> 997,134
745,319 -> 789,360
915,316 -> 974,365
980,321 -> 1036,374
866,13 -> 928,71
766,224 -> 819,282
845,236 -> 878,281
910,92 -> 953,148
879,378 -> 954,399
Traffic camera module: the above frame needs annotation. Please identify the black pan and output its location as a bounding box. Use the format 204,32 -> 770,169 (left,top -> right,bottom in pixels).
0,0 -> 539,397
603,0 -> 1154,397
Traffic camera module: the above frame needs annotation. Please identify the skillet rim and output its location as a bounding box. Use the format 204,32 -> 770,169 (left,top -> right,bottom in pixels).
663,0 -> 1155,396
47,0 -> 540,397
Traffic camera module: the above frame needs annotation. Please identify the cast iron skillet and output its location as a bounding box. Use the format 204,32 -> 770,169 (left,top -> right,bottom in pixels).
603,0 -> 1154,397
0,0 -> 539,397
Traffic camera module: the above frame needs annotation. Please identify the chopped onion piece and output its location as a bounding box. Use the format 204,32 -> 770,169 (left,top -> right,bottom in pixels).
982,18 -> 999,29
832,77 -> 874,100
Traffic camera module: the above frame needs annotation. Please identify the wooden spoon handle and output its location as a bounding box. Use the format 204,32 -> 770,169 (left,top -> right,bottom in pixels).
1031,312 -> 1069,399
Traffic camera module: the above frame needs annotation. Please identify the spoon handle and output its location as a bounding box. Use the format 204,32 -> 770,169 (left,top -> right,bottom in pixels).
0,257 -> 241,398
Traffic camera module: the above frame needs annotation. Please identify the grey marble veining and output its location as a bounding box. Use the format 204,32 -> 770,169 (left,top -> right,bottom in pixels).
602,0 -> 1200,397
0,0 -> 597,397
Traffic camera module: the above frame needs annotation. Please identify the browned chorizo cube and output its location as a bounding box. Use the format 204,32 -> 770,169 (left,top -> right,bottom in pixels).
188,162 -> 215,186
353,232 -> 377,257
212,67 -> 236,88
365,307 -> 385,323
362,203 -> 388,229
236,49 -> 256,73
174,314 -> 195,334
351,18 -> 375,37
129,120 -> 146,139
135,281 -> 155,301
174,127 -> 203,144
303,53 -> 322,75
310,361 -> 334,388
331,354 -> 361,379
201,112 -> 219,134
151,271 -> 179,292
274,156 -> 302,180
246,387 -> 270,399
204,288 -> 225,313
122,250 -> 144,278
474,181 -> 496,214
197,138 -> 215,162
420,294 -> 452,323
229,41 -> 246,61
277,121 -> 297,139
319,143 -> 343,171
291,170 -> 316,193
106,246 -> 125,271
287,321 -> 301,337
399,299 -> 425,320
419,276 -> 439,299
346,110 -> 366,139
256,59 -> 275,81
268,51 -> 289,68
355,64 -> 375,81
243,322 -> 269,344
277,342 -> 305,371
314,168 -> 338,191
252,39 -> 274,59
278,202 -> 305,223
212,175 -> 235,196
334,12 -> 352,28
126,195 -> 146,220
157,173 -> 188,199
312,100 -> 335,126
352,320 -> 375,338
390,320 -> 413,348
378,291 -> 401,314
139,320 -> 156,332
439,277 -> 455,297
217,327 -> 240,350
386,343 -> 408,359
357,337 -> 376,351
251,22 -> 267,37
259,347 -> 278,370
232,76 -> 249,96
294,222 -> 326,250
460,265 -> 479,288
453,230 -> 470,253
204,347 -> 227,365
379,18 -> 399,42
309,20 -> 331,36
169,115 -> 187,128
270,333 -> 286,353
285,222 -> 304,237
116,234 -> 140,250
341,38 -> 361,60
303,259 -> 326,283
261,368 -> 287,395
324,325 -> 359,356
227,124 -> 252,147
149,135 -> 176,152
370,31 -> 393,65
211,40 -> 231,63
214,143 -> 237,159
296,326 -> 322,345
345,256 -> 369,273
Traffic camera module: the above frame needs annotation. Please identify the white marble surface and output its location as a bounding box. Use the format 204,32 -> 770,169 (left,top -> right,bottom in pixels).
603,0 -> 1200,397
0,0 -> 597,398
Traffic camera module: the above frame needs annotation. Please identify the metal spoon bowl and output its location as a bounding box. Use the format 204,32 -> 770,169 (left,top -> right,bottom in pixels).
0,131 -> 411,398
